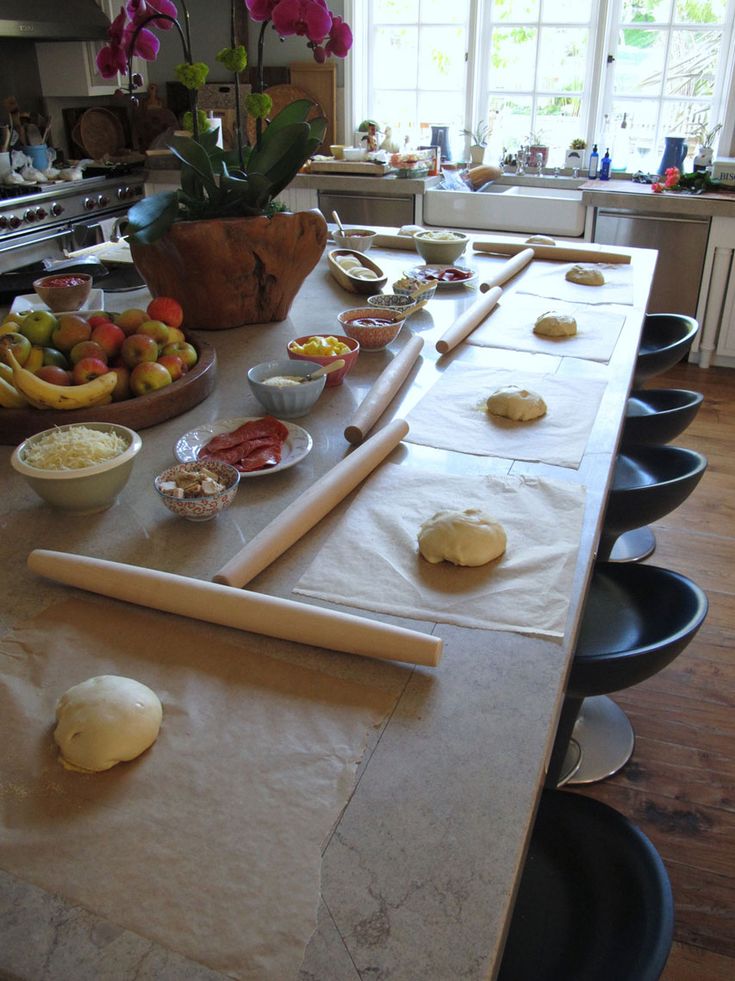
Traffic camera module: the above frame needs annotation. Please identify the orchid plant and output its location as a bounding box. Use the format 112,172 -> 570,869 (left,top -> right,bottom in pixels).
96,1 -> 352,244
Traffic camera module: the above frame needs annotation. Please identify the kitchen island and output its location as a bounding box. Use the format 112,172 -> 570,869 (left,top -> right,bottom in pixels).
0,236 -> 656,980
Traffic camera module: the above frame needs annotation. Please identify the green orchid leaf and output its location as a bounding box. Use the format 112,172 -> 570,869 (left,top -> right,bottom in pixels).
168,135 -> 220,199
125,191 -> 179,245
263,99 -> 315,134
307,116 -> 328,144
250,122 -> 309,177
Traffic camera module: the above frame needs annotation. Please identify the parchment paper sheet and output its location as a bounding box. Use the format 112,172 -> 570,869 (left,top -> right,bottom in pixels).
466,294 -> 626,363
294,465 -> 586,637
404,363 -> 607,469
0,600 -> 397,980
516,261 -> 635,305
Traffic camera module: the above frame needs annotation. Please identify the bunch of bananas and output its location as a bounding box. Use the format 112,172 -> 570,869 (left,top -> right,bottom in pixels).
2,351 -> 116,411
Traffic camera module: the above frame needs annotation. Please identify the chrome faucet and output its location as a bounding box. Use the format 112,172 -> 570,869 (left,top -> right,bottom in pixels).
516,145 -> 529,175
534,152 -> 544,176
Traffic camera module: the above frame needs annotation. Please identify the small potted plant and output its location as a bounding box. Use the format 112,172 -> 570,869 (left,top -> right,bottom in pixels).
565,138 -> 587,170
461,120 -> 489,166
692,122 -> 722,172
527,131 -> 549,169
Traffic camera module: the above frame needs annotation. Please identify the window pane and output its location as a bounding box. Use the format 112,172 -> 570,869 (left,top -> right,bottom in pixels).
542,0 -> 592,20
674,0 -> 727,23
490,28 -> 538,91
418,0 -> 470,24
488,95 -> 533,151
418,26 -> 468,91
494,0 -> 540,23
614,29 -> 667,94
537,96 -> 583,164
659,99 -> 715,152
373,0 -> 419,23
538,28 -> 588,91
620,0 -> 672,22
373,91 -> 419,132
665,30 -> 720,96
611,99 -> 661,171
373,26 -> 419,88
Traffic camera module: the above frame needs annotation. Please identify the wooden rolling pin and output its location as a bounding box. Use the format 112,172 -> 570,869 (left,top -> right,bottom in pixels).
474,239 -> 632,264
214,418 -> 409,588
478,247 -> 534,294
435,286 -> 502,355
28,550 -> 442,668
345,336 -> 423,445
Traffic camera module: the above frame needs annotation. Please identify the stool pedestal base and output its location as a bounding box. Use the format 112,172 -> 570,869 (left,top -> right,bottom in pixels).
558,695 -> 635,786
608,526 -> 657,563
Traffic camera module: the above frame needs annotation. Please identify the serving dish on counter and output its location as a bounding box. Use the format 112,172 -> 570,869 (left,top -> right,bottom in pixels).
0,335 -> 217,445
174,416 -> 313,476
327,249 -> 388,294
406,264 -> 479,289
10,289 -> 105,316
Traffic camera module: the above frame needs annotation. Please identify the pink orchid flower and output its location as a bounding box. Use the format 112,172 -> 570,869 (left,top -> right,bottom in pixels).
272,0 -> 333,43
324,15 -> 352,57
127,0 -> 178,31
246,0 -> 280,20
96,42 -> 129,78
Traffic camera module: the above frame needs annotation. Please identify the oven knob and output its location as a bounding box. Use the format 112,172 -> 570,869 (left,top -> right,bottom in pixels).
0,216 -> 8,230
117,186 -> 127,200
123,185 -> 134,199
35,207 -> 48,219
23,209 -> 37,223
97,194 -> 109,207
50,202 -> 64,217
8,215 -> 21,229
83,197 -> 96,210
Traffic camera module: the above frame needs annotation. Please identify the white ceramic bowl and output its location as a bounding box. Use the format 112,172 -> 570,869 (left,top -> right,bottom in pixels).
333,228 -> 377,253
414,230 -> 470,265
154,460 -> 240,521
11,422 -> 142,513
248,358 -> 326,418
342,147 -> 368,161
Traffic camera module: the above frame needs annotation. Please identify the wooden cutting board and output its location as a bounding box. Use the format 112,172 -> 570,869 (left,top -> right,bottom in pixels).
309,160 -> 393,175
66,240 -> 134,265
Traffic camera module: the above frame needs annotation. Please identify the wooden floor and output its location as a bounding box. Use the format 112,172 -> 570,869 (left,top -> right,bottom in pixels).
570,360 -> 735,980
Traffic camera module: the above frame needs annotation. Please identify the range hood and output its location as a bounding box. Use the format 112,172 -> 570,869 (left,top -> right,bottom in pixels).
0,0 -> 110,41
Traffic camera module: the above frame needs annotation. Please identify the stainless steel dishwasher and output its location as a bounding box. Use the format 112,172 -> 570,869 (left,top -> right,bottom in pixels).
593,208 -> 710,315
317,191 -> 415,227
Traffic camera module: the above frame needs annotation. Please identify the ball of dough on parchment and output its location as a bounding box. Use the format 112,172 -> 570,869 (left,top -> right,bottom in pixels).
486,385 -> 547,421
533,310 -> 578,337
565,264 -> 605,286
525,235 -> 556,246
418,508 -> 507,567
54,675 -> 163,773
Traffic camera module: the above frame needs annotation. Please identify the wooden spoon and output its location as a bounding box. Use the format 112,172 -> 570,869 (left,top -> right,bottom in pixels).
301,359 -> 345,383
332,210 -> 345,234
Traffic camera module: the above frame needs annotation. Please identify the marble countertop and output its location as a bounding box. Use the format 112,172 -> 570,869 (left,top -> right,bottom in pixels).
0,236 -> 656,980
580,178 -> 735,217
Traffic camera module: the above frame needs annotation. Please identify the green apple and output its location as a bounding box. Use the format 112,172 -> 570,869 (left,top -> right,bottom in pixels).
0,332 -> 32,366
18,309 -> 57,346
42,347 -> 69,368
130,361 -> 173,396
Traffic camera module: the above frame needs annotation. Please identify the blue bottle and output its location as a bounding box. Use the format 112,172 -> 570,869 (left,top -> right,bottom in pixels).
587,144 -> 599,179
600,148 -> 612,180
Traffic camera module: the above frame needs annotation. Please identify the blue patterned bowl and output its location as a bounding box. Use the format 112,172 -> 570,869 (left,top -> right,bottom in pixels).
154,460 -> 240,521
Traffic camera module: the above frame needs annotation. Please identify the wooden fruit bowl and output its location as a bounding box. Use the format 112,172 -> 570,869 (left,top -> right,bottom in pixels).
0,335 -> 217,445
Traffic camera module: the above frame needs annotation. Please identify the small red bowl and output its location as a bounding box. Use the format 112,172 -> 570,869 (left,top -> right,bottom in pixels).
287,334 -> 360,386
33,273 -> 93,313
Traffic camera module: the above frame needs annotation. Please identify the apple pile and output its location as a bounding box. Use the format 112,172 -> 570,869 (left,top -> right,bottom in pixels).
0,296 -> 197,402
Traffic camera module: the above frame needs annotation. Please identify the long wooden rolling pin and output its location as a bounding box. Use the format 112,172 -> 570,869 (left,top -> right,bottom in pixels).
435,286 -> 502,355
28,550 -> 442,668
344,336 -> 423,445
474,239 -> 632,264
478,247 -> 535,294
214,418 -> 409,588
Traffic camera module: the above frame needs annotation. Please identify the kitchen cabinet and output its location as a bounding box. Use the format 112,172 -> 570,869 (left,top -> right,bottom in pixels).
36,0 -> 147,98
694,216 -> 735,367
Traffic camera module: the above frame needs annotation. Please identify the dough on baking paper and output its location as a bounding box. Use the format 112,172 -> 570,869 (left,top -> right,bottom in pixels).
417,508 -> 507,567
565,264 -> 605,286
525,235 -> 556,245
54,675 -> 163,773
486,385 -> 547,421
533,310 -> 578,337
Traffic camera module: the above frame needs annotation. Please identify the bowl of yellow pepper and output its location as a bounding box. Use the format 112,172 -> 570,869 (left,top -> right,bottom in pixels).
287,334 -> 360,386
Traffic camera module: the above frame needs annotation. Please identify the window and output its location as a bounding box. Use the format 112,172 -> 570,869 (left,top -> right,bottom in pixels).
346,0 -> 735,170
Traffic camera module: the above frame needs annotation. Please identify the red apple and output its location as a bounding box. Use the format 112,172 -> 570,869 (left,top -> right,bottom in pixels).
91,321 -> 125,358
157,353 -> 187,381
69,339 -> 108,365
121,332 -> 160,368
130,360 -> 173,396
147,295 -> 184,329
138,319 -> 171,346
161,340 -> 197,369
114,308 -> 149,335
110,364 -> 131,402
51,314 -> 91,353
72,357 -> 109,385
35,365 -> 72,385
87,314 -> 113,330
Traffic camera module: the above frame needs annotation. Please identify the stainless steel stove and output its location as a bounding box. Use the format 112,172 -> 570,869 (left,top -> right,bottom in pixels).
0,172 -> 145,277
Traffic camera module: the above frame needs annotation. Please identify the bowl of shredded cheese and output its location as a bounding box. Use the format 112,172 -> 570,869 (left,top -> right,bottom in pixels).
414,229 -> 469,265
11,422 -> 142,513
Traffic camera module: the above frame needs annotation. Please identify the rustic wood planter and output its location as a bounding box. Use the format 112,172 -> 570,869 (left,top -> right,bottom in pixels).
130,210 -> 328,330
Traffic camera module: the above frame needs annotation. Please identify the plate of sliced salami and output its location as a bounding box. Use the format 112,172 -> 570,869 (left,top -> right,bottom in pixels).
174,415 -> 312,476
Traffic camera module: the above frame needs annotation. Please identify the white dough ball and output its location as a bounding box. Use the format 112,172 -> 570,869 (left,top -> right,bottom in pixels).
486,385 -> 547,421
54,675 -> 163,773
533,311 -> 578,337
525,235 -> 556,245
565,264 -> 605,286
418,508 -> 507,567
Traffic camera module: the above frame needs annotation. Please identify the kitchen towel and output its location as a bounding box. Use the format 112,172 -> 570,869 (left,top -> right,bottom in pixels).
404,362 -> 607,469
0,599 -> 399,981
465,294 -> 627,363
515,261 -> 635,305
294,465 -> 586,638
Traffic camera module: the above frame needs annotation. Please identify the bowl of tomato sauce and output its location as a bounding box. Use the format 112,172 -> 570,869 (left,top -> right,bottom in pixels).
337,306 -> 406,351
33,272 -> 93,313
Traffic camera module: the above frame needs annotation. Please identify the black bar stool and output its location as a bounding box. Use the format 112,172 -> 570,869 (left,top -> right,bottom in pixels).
634,313 -> 699,386
547,562 -> 708,788
498,790 -> 674,981
622,388 -> 704,448
599,444 -> 707,563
